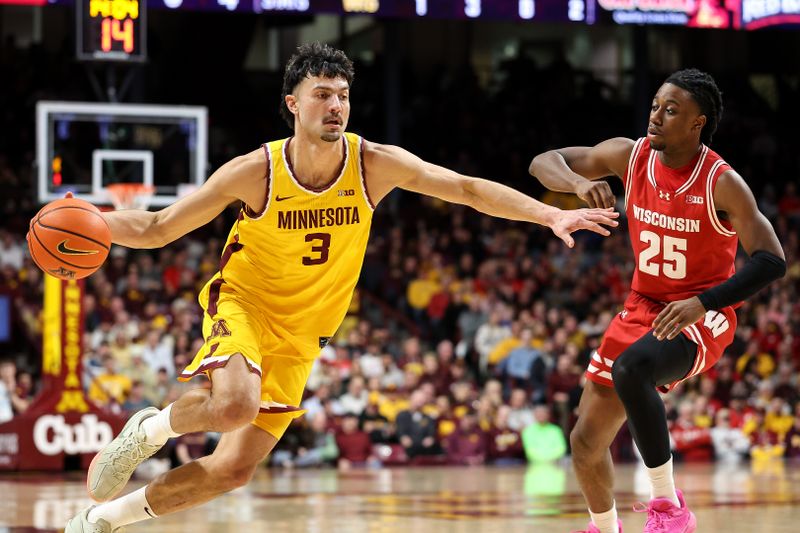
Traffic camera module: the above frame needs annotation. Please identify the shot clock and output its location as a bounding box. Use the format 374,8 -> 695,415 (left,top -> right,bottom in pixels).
76,0 -> 147,61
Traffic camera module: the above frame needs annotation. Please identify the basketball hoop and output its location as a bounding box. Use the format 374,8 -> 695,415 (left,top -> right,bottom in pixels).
105,183 -> 156,211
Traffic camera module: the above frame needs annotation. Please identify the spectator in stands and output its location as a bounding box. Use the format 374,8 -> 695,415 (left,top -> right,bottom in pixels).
474,310 -> 511,374
335,413 -> 378,470
487,405 -> 525,465
773,363 -> 799,405
15,370 -> 34,404
122,381 -> 152,413
396,390 -> 441,458
455,296 -> 487,357
301,384 -> 333,422
547,353 -> 581,437
0,359 -> 28,417
174,432 -> 215,466
522,404 -> 567,463
506,388 -> 535,432
482,379 -> 504,409
337,376 -> 368,416
88,355 -> 132,410
0,363 -> 14,423
709,408 -> 750,463
141,329 -> 175,378
670,400 -> 713,462
727,382 -> 753,429
747,408 -> 785,461
445,411 -> 487,466
496,328 -> 546,400
292,412 -> 339,468
784,403 -> 800,459
0,231 -> 23,270
359,399 -> 393,444
764,397 -> 794,440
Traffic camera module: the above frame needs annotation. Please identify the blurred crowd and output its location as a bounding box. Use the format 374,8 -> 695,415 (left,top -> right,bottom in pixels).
1,34 -> 800,471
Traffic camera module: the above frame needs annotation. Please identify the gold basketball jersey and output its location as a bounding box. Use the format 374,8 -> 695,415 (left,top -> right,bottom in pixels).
199,132 -> 374,357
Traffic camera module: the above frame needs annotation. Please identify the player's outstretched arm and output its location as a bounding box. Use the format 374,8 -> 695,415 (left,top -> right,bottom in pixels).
102,148 -> 266,249
529,137 -> 634,208
364,142 -> 618,248
652,170 -> 786,340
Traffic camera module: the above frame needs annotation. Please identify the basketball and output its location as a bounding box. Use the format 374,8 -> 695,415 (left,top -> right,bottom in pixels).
27,196 -> 111,280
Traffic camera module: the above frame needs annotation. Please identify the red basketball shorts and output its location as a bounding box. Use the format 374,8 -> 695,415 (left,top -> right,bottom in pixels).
588,291 -> 737,391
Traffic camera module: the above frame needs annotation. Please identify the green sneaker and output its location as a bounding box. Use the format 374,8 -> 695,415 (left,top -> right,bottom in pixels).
87,407 -> 162,502
65,507 -> 115,532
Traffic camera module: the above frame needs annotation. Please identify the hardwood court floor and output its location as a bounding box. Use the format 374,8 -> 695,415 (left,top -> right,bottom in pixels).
1,461 -> 799,532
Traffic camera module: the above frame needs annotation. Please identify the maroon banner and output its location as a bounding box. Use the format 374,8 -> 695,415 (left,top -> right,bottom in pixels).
0,276 -> 126,470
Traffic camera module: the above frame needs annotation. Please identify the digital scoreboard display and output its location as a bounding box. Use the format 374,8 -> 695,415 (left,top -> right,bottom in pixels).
77,0 -> 147,61
35,0 -> 798,30
150,0 -> 588,22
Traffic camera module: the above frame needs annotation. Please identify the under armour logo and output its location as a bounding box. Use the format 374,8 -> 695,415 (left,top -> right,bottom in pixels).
620,309 -> 628,319
658,190 -> 671,201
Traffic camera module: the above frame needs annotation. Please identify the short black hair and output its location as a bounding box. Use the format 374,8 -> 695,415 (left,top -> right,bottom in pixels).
664,68 -> 723,145
280,42 -> 355,130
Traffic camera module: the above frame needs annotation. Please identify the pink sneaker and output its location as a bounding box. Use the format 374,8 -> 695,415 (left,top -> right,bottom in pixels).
572,520 -> 623,532
634,489 -> 697,532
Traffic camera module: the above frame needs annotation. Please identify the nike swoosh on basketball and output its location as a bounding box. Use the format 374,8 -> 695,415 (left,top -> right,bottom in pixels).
57,240 -> 99,256
275,194 -> 296,202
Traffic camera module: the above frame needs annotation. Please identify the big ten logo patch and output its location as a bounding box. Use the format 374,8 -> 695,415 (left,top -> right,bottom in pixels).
686,194 -> 704,205
207,319 -> 232,341
338,189 -> 355,197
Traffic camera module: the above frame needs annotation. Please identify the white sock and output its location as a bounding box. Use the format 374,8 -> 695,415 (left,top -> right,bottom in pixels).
589,502 -> 619,533
88,486 -> 157,529
141,403 -> 182,445
646,455 -> 680,506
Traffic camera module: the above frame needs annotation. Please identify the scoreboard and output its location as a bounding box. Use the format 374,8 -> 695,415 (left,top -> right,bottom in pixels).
134,0 -> 590,22
38,0 -> 798,36
76,0 -> 146,61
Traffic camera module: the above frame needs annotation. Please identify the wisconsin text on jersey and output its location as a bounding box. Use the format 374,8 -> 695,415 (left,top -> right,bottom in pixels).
277,206 -> 362,230
631,204 -> 701,233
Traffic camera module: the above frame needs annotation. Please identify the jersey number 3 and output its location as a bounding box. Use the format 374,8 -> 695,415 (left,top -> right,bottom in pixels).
303,233 -> 331,265
638,230 -> 687,280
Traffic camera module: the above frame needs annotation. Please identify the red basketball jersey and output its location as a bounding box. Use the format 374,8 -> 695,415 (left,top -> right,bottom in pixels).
623,138 -> 738,303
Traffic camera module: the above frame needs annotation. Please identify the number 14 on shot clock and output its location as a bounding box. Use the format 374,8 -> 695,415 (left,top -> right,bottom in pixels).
77,0 -> 147,62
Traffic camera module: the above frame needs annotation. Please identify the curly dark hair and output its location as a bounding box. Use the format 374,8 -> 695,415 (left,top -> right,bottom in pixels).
664,68 -> 723,145
280,42 -> 355,130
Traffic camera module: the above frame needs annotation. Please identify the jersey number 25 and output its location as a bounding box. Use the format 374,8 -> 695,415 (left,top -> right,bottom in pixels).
638,230 -> 687,280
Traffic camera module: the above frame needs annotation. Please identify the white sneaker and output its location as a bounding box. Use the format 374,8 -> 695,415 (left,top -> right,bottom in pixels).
65,507 -> 114,533
87,407 -> 162,501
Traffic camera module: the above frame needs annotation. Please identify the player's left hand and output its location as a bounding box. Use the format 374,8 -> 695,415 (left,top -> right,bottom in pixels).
549,207 -> 619,248
652,296 -> 706,341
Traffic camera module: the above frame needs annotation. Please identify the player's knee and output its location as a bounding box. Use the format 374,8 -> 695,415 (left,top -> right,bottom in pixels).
211,395 -> 260,432
611,351 -> 650,393
570,424 -> 597,462
209,461 -> 259,492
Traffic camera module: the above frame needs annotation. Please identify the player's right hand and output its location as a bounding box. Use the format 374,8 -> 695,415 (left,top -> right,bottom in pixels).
575,180 -> 615,208
549,207 -> 619,248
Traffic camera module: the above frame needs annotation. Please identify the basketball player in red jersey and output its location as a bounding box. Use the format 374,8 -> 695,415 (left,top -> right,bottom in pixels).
530,69 -> 786,533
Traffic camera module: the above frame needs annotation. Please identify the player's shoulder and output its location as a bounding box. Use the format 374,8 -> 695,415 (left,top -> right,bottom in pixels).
360,139 -> 401,170
205,148 -> 269,196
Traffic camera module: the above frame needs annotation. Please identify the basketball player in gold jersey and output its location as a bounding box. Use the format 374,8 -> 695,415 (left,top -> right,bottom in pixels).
65,42 -> 618,532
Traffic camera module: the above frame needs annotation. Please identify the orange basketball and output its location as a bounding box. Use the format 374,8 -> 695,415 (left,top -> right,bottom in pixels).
27,196 -> 112,280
